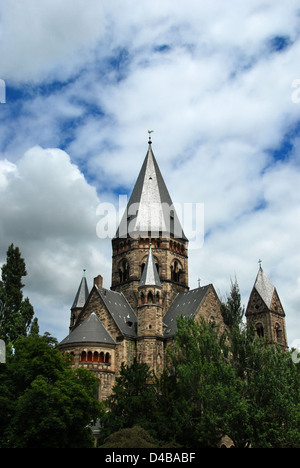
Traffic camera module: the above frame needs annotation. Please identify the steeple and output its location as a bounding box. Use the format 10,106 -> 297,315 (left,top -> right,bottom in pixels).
254,265 -> 275,309
246,264 -> 288,349
139,244 -> 161,288
111,138 -> 189,313
70,271 -> 89,330
71,270 -> 89,310
116,140 -> 186,240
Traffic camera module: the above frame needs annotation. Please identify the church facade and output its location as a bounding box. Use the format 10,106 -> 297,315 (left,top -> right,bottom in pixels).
59,138 -> 288,401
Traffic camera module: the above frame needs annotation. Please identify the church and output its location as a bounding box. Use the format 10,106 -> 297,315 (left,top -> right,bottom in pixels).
59,136 -> 288,401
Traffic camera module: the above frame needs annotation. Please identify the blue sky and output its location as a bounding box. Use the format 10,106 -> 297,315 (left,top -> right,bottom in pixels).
0,0 -> 300,346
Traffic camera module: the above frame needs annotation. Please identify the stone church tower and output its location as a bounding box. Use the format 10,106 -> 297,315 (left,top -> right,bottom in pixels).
59,137 -> 288,401
111,137 -> 189,313
246,264 -> 288,350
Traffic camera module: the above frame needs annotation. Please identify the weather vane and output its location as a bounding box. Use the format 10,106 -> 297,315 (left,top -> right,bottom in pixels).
258,259 -> 262,268
148,130 -> 154,143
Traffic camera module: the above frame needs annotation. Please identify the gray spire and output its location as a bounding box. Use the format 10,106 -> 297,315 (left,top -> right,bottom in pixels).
139,244 -> 161,288
115,142 -> 187,240
254,266 -> 275,309
71,272 -> 89,310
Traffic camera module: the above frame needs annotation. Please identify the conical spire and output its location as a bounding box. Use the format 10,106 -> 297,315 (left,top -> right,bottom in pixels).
71,270 -> 89,310
116,140 -> 187,240
60,313 -> 116,346
139,244 -> 161,288
254,265 -> 275,309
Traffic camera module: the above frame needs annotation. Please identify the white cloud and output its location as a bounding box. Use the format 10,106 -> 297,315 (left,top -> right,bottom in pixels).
0,0 -> 106,82
0,146 -> 111,340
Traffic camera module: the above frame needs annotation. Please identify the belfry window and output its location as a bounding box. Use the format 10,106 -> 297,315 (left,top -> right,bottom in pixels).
275,323 -> 283,342
256,323 -> 264,338
171,260 -> 183,283
147,291 -> 154,303
118,259 -> 130,282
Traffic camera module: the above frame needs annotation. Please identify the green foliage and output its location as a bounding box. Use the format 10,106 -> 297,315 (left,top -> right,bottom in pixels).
220,277 -> 244,329
101,360 -> 158,441
165,316 -> 242,447
0,333 -> 103,448
0,244 -> 38,343
100,314 -> 300,448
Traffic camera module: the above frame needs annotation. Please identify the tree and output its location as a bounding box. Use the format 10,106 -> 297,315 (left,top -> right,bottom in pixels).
220,277 -> 244,329
0,244 -> 38,343
162,315 -> 300,448
233,333 -> 300,448
0,333 -> 103,448
102,360 -> 158,442
164,316 -> 241,448
220,319 -> 300,448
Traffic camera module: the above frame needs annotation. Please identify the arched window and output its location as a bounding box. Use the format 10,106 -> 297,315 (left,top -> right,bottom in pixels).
87,351 -> 93,362
275,323 -> 283,342
99,352 -> 104,363
147,291 -> 154,303
171,260 -> 182,282
105,352 -> 111,364
256,323 -> 264,338
118,259 -> 130,282
80,351 -> 87,362
93,351 -> 99,362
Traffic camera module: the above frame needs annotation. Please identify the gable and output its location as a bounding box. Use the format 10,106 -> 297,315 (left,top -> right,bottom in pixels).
96,287 -> 137,337
77,285 -> 137,339
194,284 -> 223,329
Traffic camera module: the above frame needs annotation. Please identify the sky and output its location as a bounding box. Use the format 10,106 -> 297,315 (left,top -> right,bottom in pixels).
0,0 -> 300,346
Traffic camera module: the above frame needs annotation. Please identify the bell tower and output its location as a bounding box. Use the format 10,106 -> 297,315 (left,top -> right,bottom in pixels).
111,136 -> 189,313
246,264 -> 288,350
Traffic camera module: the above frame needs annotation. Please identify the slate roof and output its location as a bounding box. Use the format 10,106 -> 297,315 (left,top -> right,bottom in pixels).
95,287 -> 137,338
115,143 -> 187,240
163,285 -> 211,337
59,312 -> 116,346
71,275 -> 89,309
254,267 -> 275,308
139,245 -> 162,288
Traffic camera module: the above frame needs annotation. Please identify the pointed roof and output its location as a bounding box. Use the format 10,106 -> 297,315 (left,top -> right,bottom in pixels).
139,244 -> 162,288
116,142 -> 187,240
59,312 -> 116,346
163,285 -> 211,337
71,272 -> 89,309
95,287 -> 137,338
253,266 -> 275,308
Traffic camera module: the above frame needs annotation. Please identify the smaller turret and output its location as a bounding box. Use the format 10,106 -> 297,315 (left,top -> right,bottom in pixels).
137,244 -> 164,372
70,270 -> 89,331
